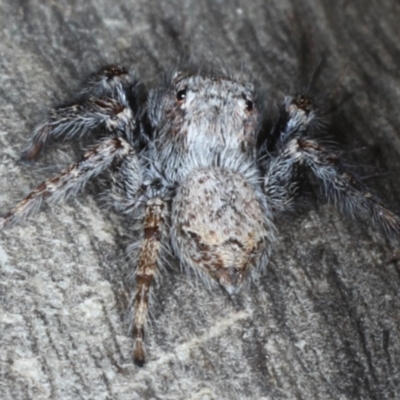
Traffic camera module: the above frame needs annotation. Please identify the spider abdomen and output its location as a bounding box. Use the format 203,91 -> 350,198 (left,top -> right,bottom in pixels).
171,167 -> 272,295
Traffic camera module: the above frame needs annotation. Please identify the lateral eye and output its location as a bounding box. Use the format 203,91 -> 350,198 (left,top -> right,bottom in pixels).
176,88 -> 187,101
242,93 -> 253,111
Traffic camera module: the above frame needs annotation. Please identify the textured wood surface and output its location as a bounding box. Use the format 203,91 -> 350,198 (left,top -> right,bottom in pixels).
1,1 -> 400,399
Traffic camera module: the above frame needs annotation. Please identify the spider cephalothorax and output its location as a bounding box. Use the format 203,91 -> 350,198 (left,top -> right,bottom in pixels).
1,65 -> 399,366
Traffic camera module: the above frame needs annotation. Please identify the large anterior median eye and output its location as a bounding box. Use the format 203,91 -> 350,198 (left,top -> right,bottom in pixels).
242,93 -> 253,111
176,88 -> 187,101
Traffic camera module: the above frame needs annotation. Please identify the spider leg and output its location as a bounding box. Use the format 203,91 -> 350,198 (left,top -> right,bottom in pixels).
22,65 -> 139,161
78,65 -> 135,98
107,158 -> 168,366
262,95 -> 316,213
107,152 -> 142,213
129,197 -> 167,366
0,137 -> 133,228
22,91 -> 136,160
288,138 -> 400,234
263,95 -> 400,234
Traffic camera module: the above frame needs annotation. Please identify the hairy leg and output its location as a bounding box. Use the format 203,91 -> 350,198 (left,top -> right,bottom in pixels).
129,197 -> 167,366
291,138 -> 400,233
78,65 -> 134,98
107,152 -> 143,213
1,137 -> 133,228
262,95 -> 315,213
22,65 -> 138,160
263,95 -> 400,233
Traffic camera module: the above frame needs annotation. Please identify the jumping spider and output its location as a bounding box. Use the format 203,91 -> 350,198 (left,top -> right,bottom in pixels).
1,65 -> 399,366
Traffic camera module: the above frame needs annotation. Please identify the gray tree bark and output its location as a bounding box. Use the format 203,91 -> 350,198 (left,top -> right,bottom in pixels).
1,0 -> 400,399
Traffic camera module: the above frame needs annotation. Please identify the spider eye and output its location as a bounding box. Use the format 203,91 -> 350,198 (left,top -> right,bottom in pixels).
176,88 -> 187,101
245,99 -> 253,111
242,94 -> 253,111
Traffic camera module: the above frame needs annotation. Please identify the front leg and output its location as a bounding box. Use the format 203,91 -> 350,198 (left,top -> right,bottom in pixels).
22,65 -> 138,160
289,137 -> 400,234
22,94 -> 135,160
262,95 -> 316,213
263,95 -> 400,234
78,65 -> 135,98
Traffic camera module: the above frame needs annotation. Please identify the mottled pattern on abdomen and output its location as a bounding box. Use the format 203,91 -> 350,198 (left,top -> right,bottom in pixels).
171,167 -> 273,293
